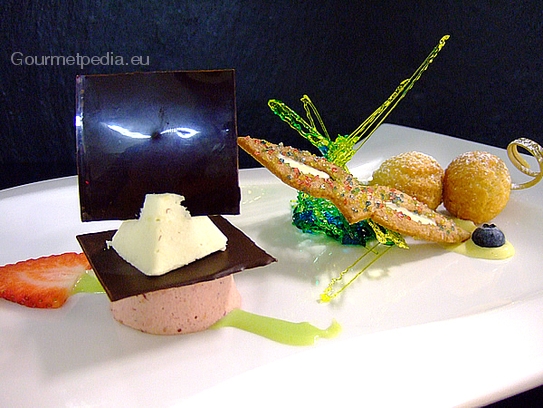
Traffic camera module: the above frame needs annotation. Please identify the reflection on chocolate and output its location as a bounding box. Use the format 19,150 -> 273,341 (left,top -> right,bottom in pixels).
76,216 -> 276,302
76,70 -> 240,221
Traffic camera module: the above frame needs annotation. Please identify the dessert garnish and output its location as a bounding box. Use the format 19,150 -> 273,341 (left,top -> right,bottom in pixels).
268,35 -> 450,168
441,219 -> 514,260
238,136 -> 470,302
242,36 -> 453,301
507,137 -> 543,190
238,136 -> 470,244
0,253 -> 93,308
76,69 -> 240,221
259,34 -> 543,300
109,193 -> 227,276
471,224 -> 506,248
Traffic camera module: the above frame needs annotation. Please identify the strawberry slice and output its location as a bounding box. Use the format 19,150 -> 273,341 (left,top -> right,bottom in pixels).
0,252 -> 91,308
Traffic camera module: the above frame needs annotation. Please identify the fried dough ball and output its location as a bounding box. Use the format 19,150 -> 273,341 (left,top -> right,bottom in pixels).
371,151 -> 444,210
443,151 -> 511,224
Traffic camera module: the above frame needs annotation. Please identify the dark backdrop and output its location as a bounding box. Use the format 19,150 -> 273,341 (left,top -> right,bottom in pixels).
1,0 -> 543,190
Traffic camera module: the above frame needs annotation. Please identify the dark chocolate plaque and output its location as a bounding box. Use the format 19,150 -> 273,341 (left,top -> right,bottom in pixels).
76,216 -> 276,302
76,70 -> 240,221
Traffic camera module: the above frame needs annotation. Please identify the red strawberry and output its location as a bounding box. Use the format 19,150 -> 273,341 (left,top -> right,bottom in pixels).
0,252 -> 91,308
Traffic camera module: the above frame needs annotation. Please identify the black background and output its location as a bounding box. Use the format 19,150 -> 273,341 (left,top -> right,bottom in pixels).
2,1 -> 543,190
1,1 -> 543,404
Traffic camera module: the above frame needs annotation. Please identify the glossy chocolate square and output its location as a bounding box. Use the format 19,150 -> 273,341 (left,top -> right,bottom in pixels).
76,70 -> 240,221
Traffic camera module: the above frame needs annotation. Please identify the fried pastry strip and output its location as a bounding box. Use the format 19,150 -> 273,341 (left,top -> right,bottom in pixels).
238,136 -> 470,243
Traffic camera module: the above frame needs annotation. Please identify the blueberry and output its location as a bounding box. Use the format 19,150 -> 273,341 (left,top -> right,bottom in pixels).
471,224 -> 506,248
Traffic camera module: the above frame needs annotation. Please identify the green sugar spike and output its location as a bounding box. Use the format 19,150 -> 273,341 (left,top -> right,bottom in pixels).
328,35 -> 450,167
268,99 -> 331,152
300,94 -> 331,141
347,35 -> 450,155
211,308 -> 341,346
320,242 -> 394,303
268,35 -> 450,169
368,219 -> 408,249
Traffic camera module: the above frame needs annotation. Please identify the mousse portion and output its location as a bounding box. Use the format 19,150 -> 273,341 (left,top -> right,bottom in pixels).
110,275 -> 241,335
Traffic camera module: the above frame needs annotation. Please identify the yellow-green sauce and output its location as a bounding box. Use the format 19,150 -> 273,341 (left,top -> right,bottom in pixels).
72,270 -> 105,294
442,219 -> 515,260
211,308 -> 341,346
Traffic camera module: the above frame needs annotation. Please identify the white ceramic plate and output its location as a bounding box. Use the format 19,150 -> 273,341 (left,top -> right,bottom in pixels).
1,124 -> 542,407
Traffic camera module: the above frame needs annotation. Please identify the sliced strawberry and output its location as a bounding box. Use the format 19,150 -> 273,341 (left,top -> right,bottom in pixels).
0,252 -> 91,308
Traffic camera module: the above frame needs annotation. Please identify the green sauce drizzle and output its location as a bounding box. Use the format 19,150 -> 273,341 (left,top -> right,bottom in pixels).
72,270 -> 105,294
441,219 -> 515,260
211,309 -> 341,346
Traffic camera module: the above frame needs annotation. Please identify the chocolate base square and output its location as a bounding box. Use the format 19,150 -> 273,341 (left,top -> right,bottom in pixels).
76,216 -> 276,302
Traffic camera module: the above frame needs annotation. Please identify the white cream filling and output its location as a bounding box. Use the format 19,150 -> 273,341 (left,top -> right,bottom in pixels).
384,202 -> 436,226
278,154 -> 330,179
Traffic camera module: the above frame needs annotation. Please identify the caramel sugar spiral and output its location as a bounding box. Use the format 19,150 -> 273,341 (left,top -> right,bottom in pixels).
507,138 -> 543,190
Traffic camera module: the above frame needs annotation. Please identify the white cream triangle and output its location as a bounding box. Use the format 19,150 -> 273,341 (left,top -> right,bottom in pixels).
109,193 -> 227,276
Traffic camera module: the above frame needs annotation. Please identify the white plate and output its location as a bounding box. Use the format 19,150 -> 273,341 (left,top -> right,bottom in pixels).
1,124 -> 542,407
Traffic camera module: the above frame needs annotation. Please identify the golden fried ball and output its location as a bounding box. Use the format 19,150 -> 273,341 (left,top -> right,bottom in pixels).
371,151 -> 444,210
443,151 -> 511,224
